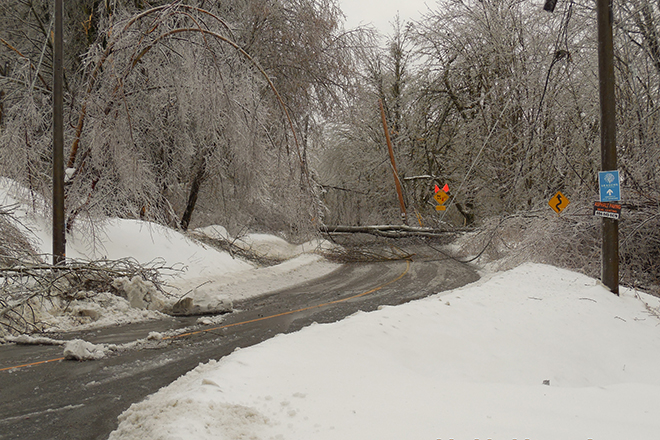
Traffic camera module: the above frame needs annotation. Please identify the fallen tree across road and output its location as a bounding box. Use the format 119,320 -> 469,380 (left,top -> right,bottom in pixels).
320,224 -> 462,238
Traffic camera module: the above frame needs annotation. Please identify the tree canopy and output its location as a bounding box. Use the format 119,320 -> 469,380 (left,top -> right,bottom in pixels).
0,0 -> 658,291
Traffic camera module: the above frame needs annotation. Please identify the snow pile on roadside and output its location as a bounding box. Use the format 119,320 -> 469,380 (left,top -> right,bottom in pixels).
63,339 -> 107,360
0,178 -> 339,335
173,253 -> 338,311
0,181 -> 252,278
40,291 -> 168,333
178,225 -> 339,310
195,225 -> 330,260
57,332 -> 183,361
67,219 -> 254,280
109,263 -> 660,440
235,233 -> 332,260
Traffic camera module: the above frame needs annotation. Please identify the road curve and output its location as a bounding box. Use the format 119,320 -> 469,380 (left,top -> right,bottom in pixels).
0,254 -> 478,440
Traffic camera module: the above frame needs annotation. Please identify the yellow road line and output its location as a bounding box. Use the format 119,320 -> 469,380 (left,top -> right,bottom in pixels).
0,357 -> 66,372
167,259 -> 411,339
1,260 -> 411,371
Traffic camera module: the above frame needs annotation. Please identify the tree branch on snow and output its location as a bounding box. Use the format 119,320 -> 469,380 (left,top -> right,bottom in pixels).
0,257 -> 182,335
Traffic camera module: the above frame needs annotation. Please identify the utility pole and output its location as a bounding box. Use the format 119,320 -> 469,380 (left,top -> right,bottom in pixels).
545,0 -> 619,294
379,100 -> 407,225
53,0 -> 66,265
596,0 -> 619,294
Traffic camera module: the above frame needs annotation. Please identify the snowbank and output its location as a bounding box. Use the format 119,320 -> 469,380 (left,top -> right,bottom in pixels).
109,263 -> 660,440
170,253 -> 338,311
195,225 -> 326,259
0,177 -> 250,277
0,178 -> 339,335
69,218 -> 254,280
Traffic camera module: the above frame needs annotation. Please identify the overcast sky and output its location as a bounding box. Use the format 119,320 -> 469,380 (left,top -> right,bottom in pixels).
338,0 -> 433,35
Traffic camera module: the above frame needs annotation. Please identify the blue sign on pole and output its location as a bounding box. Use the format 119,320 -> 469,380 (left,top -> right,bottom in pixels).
599,171 -> 620,202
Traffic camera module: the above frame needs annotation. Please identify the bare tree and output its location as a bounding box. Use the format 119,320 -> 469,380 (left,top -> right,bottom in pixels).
0,0 -> 361,241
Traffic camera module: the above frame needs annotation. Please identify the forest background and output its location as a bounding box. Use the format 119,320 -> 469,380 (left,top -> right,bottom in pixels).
0,0 -> 658,294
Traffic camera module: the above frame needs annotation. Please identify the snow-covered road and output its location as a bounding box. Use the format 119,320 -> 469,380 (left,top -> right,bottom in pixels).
0,256 -> 478,440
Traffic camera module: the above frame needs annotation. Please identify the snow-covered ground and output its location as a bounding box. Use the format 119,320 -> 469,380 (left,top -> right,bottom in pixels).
3,179 -> 660,438
0,178 -> 340,335
106,263 -> 660,440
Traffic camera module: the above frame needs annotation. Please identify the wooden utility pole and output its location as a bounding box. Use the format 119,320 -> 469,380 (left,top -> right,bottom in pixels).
53,0 -> 66,265
596,0 -> 619,294
379,100 -> 407,224
544,0 -> 618,293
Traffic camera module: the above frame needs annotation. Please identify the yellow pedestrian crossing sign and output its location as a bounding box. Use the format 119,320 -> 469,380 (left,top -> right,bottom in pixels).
548,191 -> 570,214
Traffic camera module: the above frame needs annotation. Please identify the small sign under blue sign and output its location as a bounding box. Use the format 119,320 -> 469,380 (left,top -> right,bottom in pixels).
599,171 -> 620,202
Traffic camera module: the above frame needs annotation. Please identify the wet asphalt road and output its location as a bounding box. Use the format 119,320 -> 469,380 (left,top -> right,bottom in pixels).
0,251 -> 478,440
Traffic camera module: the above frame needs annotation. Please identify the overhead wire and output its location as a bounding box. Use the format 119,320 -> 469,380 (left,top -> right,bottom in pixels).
425,0 -> 579,265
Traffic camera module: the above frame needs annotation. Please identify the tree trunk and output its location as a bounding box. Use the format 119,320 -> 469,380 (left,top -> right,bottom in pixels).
180,154 -> 207,231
